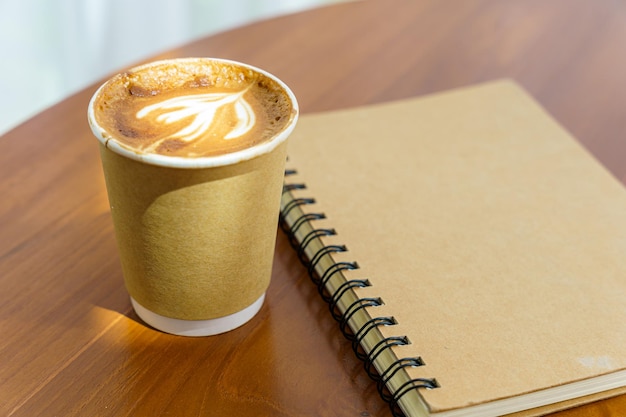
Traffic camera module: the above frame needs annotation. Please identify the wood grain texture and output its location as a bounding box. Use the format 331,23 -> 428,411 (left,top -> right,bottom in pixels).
1,0 -> 625,416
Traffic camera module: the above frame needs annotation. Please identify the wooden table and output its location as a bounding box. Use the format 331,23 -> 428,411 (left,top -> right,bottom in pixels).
2,1 -> 625,415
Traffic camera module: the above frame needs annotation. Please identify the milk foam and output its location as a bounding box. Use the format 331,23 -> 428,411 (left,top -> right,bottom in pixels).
89,58 -> 298,166
136,88 -> 256,153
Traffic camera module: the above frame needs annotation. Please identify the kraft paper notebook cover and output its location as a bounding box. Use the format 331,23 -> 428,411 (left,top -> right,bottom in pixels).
279,80 -> 626,417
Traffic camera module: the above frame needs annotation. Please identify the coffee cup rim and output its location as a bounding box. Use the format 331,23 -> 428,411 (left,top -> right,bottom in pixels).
87,57 -> 299,169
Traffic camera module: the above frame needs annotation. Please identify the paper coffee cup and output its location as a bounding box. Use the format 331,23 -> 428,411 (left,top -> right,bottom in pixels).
88,58 -> 298,336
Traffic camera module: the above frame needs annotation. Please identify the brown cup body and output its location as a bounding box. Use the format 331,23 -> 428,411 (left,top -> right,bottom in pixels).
98,141 -> 287,320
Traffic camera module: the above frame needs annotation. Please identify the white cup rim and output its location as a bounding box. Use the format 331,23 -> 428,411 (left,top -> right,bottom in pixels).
87,57 -> 299,169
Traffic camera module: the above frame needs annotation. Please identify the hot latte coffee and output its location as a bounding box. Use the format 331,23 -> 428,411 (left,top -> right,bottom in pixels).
92,59 -> 295,158
88,58 -> 299,336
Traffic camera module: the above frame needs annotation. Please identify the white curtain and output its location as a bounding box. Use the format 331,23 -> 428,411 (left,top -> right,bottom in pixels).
0,0 -> 342,134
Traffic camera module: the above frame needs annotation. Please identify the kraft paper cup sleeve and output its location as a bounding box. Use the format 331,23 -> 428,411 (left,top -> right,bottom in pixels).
98,140 -> 288,321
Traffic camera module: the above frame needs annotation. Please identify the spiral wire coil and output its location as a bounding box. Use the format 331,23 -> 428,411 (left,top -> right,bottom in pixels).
280,170 -> 438,416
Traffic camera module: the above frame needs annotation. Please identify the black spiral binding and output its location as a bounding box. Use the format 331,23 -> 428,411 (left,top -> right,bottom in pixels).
317,261 -> 359,302
328,277 -> 370,321
352,316 -> 397,361
281,169 -> 438,416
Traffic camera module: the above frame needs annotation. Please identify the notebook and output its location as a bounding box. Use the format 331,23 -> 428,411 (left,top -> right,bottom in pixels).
279,80 -> 626,417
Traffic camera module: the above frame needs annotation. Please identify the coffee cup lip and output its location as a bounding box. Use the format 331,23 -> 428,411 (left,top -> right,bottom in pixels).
87,57 -> 299,169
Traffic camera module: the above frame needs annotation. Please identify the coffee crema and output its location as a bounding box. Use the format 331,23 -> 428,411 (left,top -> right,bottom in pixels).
92,59 -> 295,158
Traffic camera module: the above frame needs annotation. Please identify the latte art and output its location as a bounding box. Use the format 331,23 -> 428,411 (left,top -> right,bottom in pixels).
136,89 -> 256,152
91,59 -> 295,158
